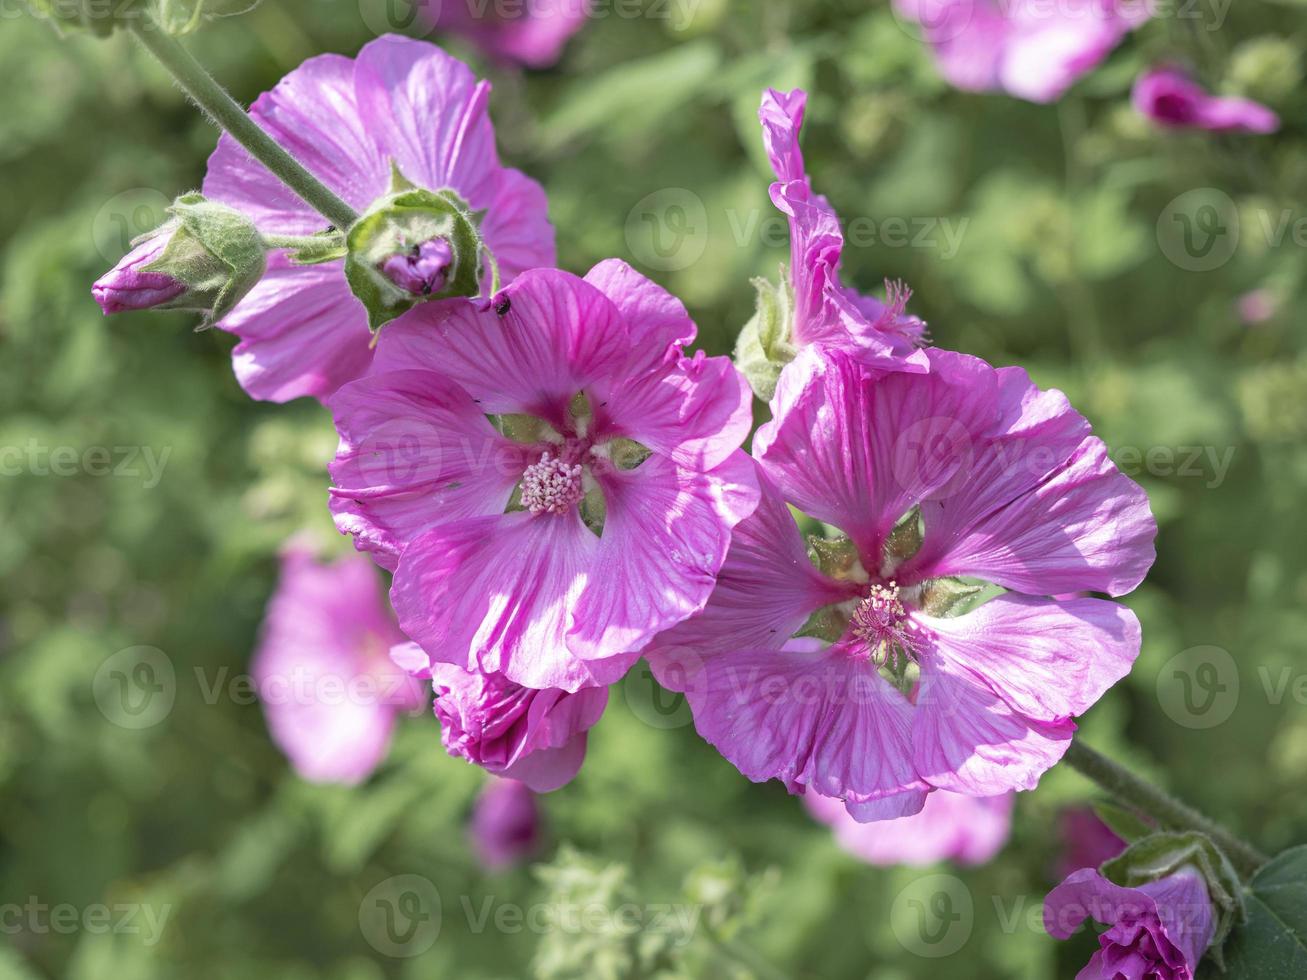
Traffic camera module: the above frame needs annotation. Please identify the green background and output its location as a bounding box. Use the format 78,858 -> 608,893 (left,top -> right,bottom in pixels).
2,0 -> 1305,976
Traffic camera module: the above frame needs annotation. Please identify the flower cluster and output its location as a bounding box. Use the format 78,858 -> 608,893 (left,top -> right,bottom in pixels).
96,39 -> 1158,844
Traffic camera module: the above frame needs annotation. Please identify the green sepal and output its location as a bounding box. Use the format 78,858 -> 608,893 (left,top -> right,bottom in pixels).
795,605 -> 848,644
807,535 -> 860,579
734,273 -> 796,402
142,192 -> 266,328
1102,831 -> 1247,961
344,181 -> 486,334
918,577 -> 986,617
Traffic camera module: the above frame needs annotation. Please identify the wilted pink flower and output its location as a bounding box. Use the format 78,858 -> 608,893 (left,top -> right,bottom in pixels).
894,0 -> 1150,103
252,544 -> 424,785
805,790 -> 1012,866
92,229 -> 186,314
759,88 -> 929,367
392,642 -> 607,791
329,262 -> 758,692
202,34 -> 555,403
648,347 -> 1155,820
1044,867 -> 1215,979
470,778 -> 544,870
422,0 -> 588,68
1057,807 -> 1128,880
1133,66 -> 1280,134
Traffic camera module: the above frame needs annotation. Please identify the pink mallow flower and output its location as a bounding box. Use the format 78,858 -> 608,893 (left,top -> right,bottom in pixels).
470,778 -> 544,870
647,346 -> 1156,820
1044,867 -> 1215,979
1133,66 -> 1280,135
805,790 -> 1012,867
329,262 -> 759,693
759,88 -> 929,368
421,0 -> 588,69
391,641 -> 608,791
201,34 -> 555,403
251,544 -> 425,785
894,0 -> 1150,104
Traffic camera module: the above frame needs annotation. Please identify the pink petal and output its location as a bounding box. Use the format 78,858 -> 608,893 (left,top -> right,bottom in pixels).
686,642 -> 927,808
582,258 -> 697,376
218,257 -> 372,403
372,271 -> 629,426
755,347 -> 997,559
480,166 -> 557,279
917,595 -> 1141,722
913,643 -> 1075,795
352,34 -> 500,205
907,436 -> 1156,597
569,452 -> 759,661
327,368 -> 528,569
392,512 -> 629,692
591,353 -> 754,472
644,468 -> 854,687
759,87 -> 808,184
203,53 -> 386,231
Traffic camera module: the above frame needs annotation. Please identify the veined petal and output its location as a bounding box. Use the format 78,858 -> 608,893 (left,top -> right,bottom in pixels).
916,595 -> 1141,722
392,512 -> 623,692
583,258 -> 696,376
328,368 -> 527,568
685,642 -> 927,809
372,270 -> 629,425
913,642 -> 1075,795
569,452 -> 759,662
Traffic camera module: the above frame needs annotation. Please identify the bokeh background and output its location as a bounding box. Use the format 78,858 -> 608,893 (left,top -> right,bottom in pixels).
2,0 -> 1306,977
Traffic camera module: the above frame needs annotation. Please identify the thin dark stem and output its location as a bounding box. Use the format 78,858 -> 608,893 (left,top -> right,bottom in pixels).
1064,740 -> 1268,878
126,16 -> 358,231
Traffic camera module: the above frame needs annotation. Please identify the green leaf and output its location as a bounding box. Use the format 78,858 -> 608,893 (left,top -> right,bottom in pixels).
1212,846 -> 1307,979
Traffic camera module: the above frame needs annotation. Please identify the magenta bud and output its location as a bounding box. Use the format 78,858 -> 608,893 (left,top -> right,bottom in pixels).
469,778 -> 542,871
92,231 -> 187,315
380,238 -> 454,296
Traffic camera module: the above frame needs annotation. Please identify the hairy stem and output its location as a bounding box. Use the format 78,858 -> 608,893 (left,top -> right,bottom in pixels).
1064,740 -> 1268,878
126,17 -> 358,231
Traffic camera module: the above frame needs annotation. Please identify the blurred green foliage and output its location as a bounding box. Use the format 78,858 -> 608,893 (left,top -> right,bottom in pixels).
2,0 -> 1306,977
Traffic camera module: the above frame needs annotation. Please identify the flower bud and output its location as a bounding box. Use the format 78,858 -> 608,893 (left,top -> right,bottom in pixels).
344,175 -> 489,333
93,192 -> 266,328
733,274 -> 796,402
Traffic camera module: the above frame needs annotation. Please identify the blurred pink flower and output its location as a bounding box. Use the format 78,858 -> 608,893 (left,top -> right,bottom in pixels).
1236,288 -> 1280,326
252,544 -> 424,785
805,790 -> 1013,866
422,0 -> 588,68
1044,866 -> 1215,979
1133,66 -> 1279,134
470,778 -> 544,870
895,0 -> 1149,103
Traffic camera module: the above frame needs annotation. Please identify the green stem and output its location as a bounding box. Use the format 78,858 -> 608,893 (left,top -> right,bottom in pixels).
126,16 -> 358,232
1064,740 -> 1268,878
